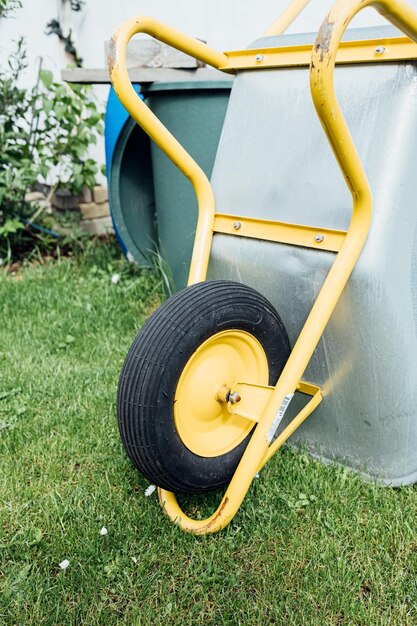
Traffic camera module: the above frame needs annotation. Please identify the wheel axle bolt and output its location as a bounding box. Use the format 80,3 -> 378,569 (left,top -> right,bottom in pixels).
229,392 -> 241,404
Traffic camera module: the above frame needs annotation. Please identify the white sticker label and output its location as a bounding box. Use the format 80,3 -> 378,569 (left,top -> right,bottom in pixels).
266,393 -> 294,443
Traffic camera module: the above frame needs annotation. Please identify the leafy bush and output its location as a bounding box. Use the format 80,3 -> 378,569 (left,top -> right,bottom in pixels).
0,37 -> 104,262
0,0 -> 21,17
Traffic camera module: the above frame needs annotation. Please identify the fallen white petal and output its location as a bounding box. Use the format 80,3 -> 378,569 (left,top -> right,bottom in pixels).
100,527 -> 108,536
59,559 -> 70,570
111,273 -> 120,284
145,484 -> 156,497
254,473 -> 260,479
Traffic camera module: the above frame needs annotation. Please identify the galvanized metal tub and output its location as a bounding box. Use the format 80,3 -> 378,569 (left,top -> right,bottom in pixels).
208,26 -> 417,485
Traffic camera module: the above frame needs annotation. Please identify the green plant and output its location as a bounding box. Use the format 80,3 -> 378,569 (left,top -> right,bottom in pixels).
35,69 -> 103,193
0,37 -> 104,262
0,0 -> 21,17
0,38 -> 34,201
140,247 -> 176,297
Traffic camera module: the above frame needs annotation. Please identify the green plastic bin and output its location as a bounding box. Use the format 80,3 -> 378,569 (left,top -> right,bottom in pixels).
144,80 -> 232,290
108,115 -> 157,265
107,80 -> 232,291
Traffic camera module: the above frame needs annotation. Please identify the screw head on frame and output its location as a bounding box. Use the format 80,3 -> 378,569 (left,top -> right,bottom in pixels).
228,392 -> 241,404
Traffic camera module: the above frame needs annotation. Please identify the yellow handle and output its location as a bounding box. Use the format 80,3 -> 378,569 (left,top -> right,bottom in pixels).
265,0 -> 312,36
107,17 -> 229,284
310,0 -> 417,199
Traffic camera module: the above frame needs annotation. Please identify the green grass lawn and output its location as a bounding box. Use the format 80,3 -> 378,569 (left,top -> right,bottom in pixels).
1,244 -> 417,625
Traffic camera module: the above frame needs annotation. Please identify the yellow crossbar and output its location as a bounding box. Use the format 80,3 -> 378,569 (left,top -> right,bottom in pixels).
221,36 -> 417,71
213,214 -> 347,252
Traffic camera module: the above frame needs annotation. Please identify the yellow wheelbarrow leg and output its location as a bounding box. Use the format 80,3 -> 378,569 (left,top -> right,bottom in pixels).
158,382 -> 322,534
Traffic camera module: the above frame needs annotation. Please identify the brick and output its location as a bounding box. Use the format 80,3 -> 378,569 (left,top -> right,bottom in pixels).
81,216 -> 114,236
79,202 -> 110,220
93,185 -> 108,204
81,186 -> 93,203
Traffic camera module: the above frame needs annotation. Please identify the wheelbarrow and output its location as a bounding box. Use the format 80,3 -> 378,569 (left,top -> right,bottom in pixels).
109,0 -> 417,534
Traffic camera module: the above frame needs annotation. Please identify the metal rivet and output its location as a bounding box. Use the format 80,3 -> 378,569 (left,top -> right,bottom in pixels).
233,221 -> 241,230
315,234 -> 324,243
229,392 -> 241,404
375,45 -> 385,56
255,54 -> 264,63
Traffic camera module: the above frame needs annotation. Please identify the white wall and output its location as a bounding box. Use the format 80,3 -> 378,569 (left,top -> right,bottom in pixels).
1,0 -> 417,176
5,0 -> 417,85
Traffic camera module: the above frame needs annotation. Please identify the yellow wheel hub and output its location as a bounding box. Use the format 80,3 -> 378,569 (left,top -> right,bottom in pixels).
174,329 -> 269,457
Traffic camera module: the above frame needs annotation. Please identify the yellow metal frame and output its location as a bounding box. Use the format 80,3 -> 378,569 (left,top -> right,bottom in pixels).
213,214 -> 347,253
109,0 -> 417,534
222,36 -> 417,70
174,329 -> 269,458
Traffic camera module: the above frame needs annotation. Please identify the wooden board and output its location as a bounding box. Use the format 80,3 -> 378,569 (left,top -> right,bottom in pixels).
104,39 -> 205,69
62,67 -> 232,84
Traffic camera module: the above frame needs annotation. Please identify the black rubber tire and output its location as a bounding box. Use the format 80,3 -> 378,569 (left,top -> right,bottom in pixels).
117,280 -> 290,494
